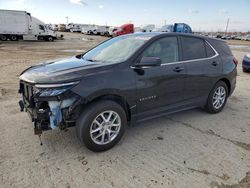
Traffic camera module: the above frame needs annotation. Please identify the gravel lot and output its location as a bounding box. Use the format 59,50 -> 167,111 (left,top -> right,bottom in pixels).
0,32 -> 249,188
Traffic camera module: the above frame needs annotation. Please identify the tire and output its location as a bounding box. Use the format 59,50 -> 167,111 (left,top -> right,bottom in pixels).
76,100 -> 127,152
204,81 -> 228,114
0,35 -> 7,41
10,35 -> 18,41
47,36 -> 54,42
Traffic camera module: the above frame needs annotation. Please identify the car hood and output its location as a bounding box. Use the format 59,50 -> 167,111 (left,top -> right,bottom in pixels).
19,56 -> 114,84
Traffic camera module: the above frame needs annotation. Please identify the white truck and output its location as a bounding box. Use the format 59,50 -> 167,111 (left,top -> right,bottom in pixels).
0,10 -> 57,41
101,26 -> 117,37
141,24 -> 155,32
67,23 -> 86,33
81,25 -> 96,35
88,25 -> 109,35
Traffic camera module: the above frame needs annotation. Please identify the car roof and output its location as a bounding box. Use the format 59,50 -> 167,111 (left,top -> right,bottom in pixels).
127,32 -> 225,43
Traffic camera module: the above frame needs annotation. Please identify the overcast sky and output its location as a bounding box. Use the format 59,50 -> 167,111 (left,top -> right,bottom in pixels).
0,0 -> 250,32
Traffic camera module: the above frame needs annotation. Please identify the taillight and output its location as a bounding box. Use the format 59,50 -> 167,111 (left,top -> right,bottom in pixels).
233,57 -> 238,66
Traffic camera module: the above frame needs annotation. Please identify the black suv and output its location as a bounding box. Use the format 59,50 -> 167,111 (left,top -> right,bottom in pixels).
19,33 -> 237,151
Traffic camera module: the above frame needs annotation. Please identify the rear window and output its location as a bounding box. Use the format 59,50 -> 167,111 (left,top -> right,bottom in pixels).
213,41 -> 233,57
205,42 -> 216,57
181,37 -> 206,61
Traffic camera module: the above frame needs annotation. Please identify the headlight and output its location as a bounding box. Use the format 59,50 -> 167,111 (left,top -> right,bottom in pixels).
34,81 -> 79,97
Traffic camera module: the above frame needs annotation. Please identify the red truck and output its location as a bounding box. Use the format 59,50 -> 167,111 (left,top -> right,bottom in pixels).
112,24 -> 134,37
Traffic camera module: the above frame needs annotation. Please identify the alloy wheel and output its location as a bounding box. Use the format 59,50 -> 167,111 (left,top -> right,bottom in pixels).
90,111 -> 121,145
212,86 -> 226,109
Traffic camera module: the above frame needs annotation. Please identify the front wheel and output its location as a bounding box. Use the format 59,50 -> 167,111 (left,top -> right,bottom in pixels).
47,36 -> 54,42
76,100 -> 127,152
204,81 -> 228,114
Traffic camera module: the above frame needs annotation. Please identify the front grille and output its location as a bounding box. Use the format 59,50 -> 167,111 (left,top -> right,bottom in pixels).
20,82 -> 34,107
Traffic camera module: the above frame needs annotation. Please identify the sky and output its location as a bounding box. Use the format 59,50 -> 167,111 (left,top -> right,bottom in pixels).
0,0 -> 250,32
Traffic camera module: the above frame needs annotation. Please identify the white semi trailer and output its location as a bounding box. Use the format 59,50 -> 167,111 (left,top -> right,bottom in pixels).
0,10 -> 57,41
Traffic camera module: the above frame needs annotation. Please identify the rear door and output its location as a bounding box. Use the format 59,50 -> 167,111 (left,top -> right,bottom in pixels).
134,36 -> 186,113
180,36 -> 222,101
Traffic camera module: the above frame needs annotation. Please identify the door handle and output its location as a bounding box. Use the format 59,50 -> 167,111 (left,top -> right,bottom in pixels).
173,67 -> 184,72
212,62 -> 218,66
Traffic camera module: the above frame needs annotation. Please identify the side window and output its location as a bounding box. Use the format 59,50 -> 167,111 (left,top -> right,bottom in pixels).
181,37 -> 206,60
39,25 -> 45,30
142,37 -> 179,63
205,42 -> 216,57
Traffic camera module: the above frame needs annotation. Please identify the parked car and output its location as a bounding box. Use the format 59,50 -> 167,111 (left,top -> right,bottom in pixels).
242,54 -> 250,72
216,34 -> 222,39
235,35 -> 243,40
241,35 -> 250,41
221,35 -> 231,40
18,33 -> 237,151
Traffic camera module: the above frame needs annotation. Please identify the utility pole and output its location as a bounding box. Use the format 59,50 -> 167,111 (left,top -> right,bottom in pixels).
65,16 -> 69,24
225,18 -> 230,34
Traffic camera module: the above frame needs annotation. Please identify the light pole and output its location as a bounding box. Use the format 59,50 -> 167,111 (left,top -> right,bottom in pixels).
225,18 -> 230,34
66,16 -> 69,25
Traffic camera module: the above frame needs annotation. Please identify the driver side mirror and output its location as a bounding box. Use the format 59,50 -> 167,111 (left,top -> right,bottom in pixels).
137,57 -> 162,67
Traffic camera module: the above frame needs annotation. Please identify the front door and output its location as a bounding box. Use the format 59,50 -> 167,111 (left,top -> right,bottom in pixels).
134,36 -> 186,114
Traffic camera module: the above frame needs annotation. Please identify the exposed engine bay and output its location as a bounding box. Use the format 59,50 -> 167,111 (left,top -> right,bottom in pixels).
18,81 -> 82,135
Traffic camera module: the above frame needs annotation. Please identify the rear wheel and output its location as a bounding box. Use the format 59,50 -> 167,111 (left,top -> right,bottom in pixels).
204,81 -> 228,114
0,35 -> 7,41
76,100 -> 127,152
10,35 -> 18,41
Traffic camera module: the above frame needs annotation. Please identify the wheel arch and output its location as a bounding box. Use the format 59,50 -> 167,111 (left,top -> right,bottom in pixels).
218,78 -> 231,94
82,94 -> 131,122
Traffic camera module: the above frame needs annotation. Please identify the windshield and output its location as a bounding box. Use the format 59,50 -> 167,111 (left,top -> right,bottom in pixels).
82,35 -> 152,63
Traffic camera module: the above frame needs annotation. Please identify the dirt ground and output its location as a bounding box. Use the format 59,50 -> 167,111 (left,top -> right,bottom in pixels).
0,32 -> 249,188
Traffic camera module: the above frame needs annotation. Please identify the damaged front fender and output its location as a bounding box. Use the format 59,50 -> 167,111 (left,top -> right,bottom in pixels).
19,80 -> 85,135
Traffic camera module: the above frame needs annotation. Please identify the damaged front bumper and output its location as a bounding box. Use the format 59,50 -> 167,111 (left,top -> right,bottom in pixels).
18,81 -> 82,135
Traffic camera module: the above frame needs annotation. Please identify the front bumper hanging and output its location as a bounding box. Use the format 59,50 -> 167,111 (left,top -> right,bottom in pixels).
18,82 -> 82,135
